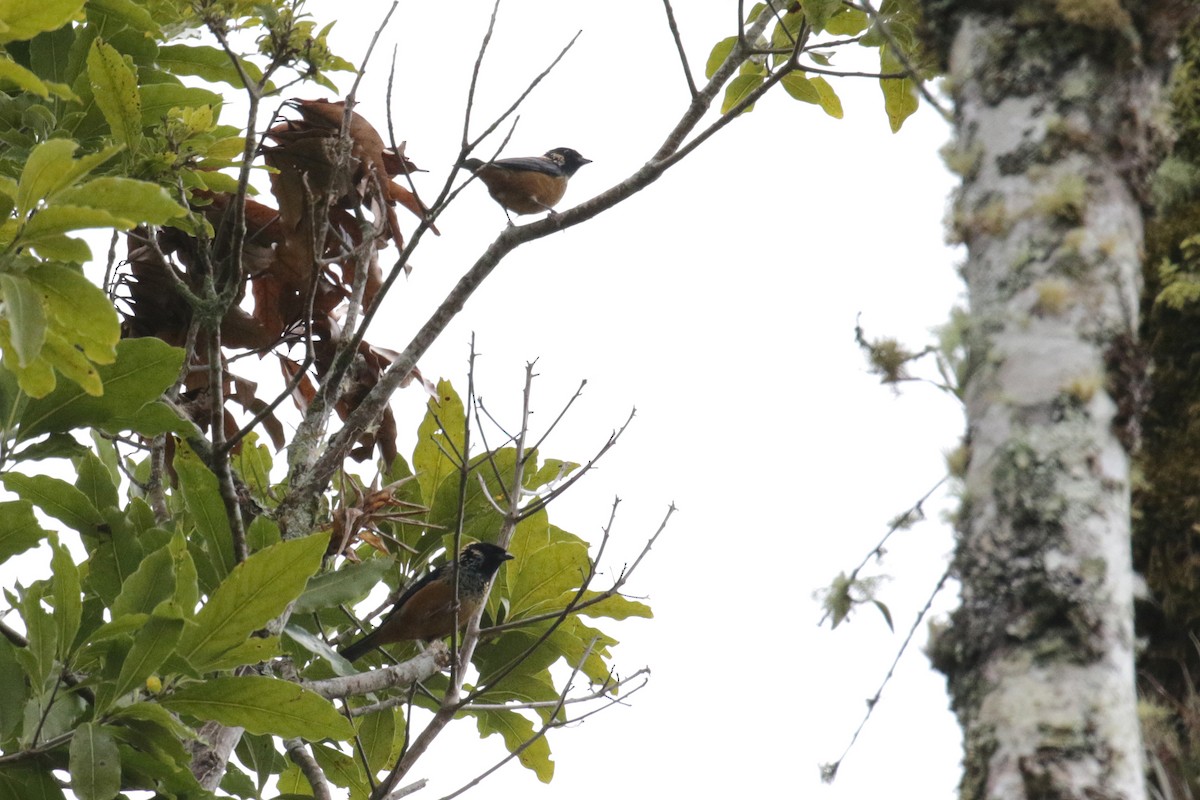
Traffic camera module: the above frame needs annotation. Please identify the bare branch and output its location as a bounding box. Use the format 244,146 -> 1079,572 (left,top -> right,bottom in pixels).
285,737 -> 333,800
661,0 -> 698,98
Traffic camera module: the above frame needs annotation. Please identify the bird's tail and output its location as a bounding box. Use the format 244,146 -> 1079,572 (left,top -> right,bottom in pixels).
461,158 -> 485,171
340,629 -> 379,662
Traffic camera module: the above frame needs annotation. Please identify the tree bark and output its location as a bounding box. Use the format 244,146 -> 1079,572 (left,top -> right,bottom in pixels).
922,3 -> 1186,798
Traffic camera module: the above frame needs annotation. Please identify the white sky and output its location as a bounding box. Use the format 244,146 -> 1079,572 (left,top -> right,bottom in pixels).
2,1 -> 969,797
302,1 -> 967,798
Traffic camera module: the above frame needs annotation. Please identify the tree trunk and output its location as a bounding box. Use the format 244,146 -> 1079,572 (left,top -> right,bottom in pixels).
922,3 -> 1186,798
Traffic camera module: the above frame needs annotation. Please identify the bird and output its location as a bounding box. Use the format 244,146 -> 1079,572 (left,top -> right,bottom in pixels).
462,147 -> 591,224
340,541 -> 514,662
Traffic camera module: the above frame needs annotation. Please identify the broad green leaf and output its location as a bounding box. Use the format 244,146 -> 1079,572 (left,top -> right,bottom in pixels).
880,44 -> 918,132
139,84 -> 222,127
801,0 -> 841,32
84,521 -> 143,607
293,555 -> 393,614
11,433 -> 89,462
87,38 -> 141,152
101,612 -> 183,711
310,743 -> 367,794
0,763 -> 66,800
28,234 -> 92,263
782,73 -> 821,104
826,8 -> 868,35
721,73 -> 763,115
18,206 -> 133,243
1,473 -> 103,534
28,22 -> 76,88
75,451 -> 119,513
85,0 -> 161,37
103,400 -> 194,437
161,676 -> 352,740
109,702 -> 196,742
172,440 -> 235,583
706,36 -> 736,79
472,707 -> 553,782
11,585 -> 54,691
16,336 -> 183,440
176,533 -> 329,671
68,722 -> 120,800
15,139 -> 79,217
810,75 -> 844,118
156,43 -> 265,89
27,264 -> 120,363
0,500 -> 42,565
507,520 -> 589,618
49,534 -> 81,657
55,177 -> 185,224
413,379 -> 466,503
0,0 -> 85,44
0,274 -> 46,367
41,327 -> 103,394
575,591 -> 653,621
0,57 -> 49,97
0,636 -> 28,743
355,707 -> 399,775
111,540 -> 176,618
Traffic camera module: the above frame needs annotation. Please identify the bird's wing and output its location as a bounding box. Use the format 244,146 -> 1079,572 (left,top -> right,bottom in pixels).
485,156 -> 563,176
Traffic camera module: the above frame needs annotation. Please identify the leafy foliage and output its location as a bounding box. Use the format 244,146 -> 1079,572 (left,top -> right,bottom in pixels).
706,0 -> 931,130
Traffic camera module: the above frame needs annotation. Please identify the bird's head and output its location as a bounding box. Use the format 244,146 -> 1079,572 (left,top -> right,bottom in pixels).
545,147 -> 592,176
460,541 -> 514,577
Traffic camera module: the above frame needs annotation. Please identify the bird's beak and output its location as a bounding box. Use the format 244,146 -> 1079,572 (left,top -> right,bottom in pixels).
502,552 -> 515,561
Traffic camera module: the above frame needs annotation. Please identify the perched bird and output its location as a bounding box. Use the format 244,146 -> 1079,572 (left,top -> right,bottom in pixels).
462,147 -> 591,224
340,542 -> 513,662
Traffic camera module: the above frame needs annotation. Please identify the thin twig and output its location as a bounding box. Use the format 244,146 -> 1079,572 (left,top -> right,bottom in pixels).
661,0 -> 697,98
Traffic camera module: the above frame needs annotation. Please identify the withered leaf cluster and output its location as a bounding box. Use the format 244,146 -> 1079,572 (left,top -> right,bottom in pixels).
119,99 -> 436,463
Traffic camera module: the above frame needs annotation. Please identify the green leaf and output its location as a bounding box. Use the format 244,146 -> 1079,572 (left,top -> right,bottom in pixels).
0,0 -> 85,44
111,539 -> 176,618
49,534 -> 81,657
310,743 -> 367,794
176,533 -> 329,672
16,337 -> 183,440
162,676 -> 353,740
721,73 -> 763,115
0,501 -> 45,563
472,707 -> 553,782
575,591 -> 653,621
0,637 -> 30,743
84,0 -> 161,37
0,274 -> 46,367
172,439 -> 235,584
55,176 -> 185,224
68,722 -> 120,800
87,38 -> 141,152
15,139 -> 80,217
139,84 -> 222,126
801,0 -> 842,32
507,518 -> 589,619
0,763 -> 66,800
880,44 -> 919,132
11,433 -> 89,462
810,75 -> 843,118
293,556 -> 393,614
0,473 -> 103,534
27,264 -> 120,364
826,8 -> 868,35
156,43 -> 265,89
75,450 -> 119,513
101,612 -> 183,711
706,36 -> 737,79
0,56 -> 50,97
355,707 -> 399,775
782,73 -> 821,104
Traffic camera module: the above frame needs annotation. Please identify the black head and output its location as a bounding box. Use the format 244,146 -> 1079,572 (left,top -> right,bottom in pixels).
459,542 -> 513,578
544,147 -> 591,177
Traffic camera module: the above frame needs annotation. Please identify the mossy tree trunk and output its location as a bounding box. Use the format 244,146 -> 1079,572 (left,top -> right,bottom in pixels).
921,2 -> 1189,798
